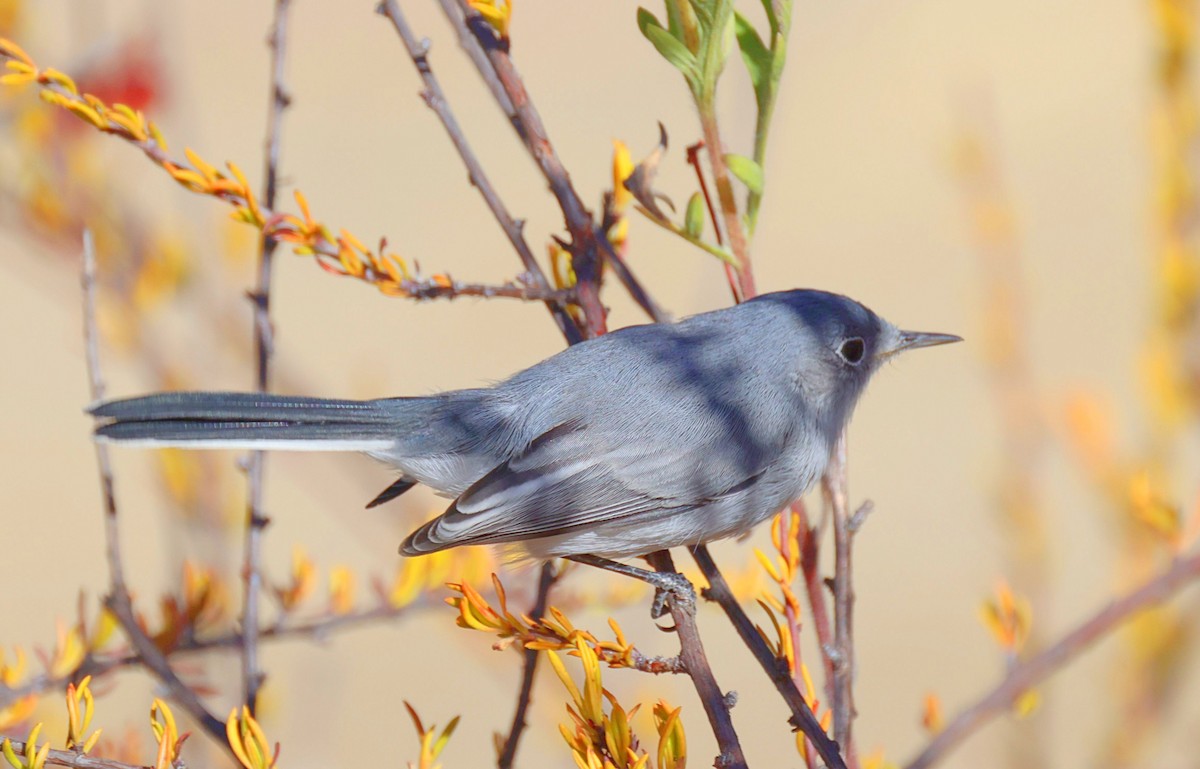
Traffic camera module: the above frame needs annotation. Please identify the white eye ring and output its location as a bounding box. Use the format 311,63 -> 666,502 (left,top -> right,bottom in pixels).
838,337 -> 865,365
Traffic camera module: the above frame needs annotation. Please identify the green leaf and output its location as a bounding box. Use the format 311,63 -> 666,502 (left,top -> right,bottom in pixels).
759,0 -> 781,36
725,154 -> 764,195
684,192 -> 706,238
734,11 -> 771,110
638,8 -> 699,81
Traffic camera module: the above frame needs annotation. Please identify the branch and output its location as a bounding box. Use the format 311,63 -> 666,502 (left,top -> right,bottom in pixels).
685,141 -> 742,303
496,562 -> 559,769
595,230 -> 671,324
689,545 -> 848,769
0,41 -> 569,304
0,598 -> 446,710
441,1 -> 608,335
376,0 -> 583,344
904,548 -> 1200,769
81,232 -> 227,743
644,550 -> 747,769
823,436 -> 857,759
794,500 -> 836,699
697,112 -> 753,299
0,737 -> 185,769
240,0 -> 293,716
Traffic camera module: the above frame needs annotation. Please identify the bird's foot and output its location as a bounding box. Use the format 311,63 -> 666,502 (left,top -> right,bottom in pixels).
647,571 -> 695,619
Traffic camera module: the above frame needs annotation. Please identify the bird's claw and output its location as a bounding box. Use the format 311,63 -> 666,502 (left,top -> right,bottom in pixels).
647,571 -> 695,619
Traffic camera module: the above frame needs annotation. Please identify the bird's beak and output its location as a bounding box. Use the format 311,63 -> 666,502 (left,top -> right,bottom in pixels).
881,330 -> 963,358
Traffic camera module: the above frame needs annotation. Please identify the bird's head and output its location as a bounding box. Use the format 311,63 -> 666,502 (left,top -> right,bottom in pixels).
749,289 -> 962,436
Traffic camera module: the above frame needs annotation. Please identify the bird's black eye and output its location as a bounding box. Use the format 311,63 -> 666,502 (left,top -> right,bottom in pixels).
838,337 -> 865,364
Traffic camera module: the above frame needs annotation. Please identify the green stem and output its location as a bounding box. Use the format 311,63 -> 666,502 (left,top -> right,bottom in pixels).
746,1 -> 792,236
634,204 -> 738,266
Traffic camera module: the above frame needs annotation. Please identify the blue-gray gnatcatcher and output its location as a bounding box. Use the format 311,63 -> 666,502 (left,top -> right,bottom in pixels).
90,289 -> 959,562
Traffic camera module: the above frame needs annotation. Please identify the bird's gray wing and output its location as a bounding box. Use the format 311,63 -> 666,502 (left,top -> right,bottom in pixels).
399,420 -> 753,555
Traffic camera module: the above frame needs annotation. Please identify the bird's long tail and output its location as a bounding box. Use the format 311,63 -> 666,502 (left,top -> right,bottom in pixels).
89,391 -> 413,453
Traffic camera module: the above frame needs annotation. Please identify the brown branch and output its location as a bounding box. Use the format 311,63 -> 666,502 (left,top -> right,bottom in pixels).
794,500 -> 836,699
240,0 -> 293,716
444,0 -> 607,336
644,550 -> 746,769
0,598 -> 446,710
689,545 -> 848,769
686,140 -> 742,304
903,548 -> 1200,769
81,231 -> 227,744
376,0 -> 583,345
592,219 -> 670,324
0,47 -> 572,306
823,436 -> 857,761
697,113 -> 753,299
0,737 -> 186,769
497,562 -> 559,769
427,0 -> 669,326
774,511 -> 817,769
433,0 -> 516,124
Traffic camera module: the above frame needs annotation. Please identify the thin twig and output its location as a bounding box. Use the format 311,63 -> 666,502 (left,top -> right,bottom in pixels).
81,231 -> 227,743
2,601 -> 448,711
794,500 -> 836,699
430,0 -> 670,328
594,225 -> 670,324
904,548 -> 1200,769
0,737 -> 188,769
685,140 -> 742,303
433,0 -> 516,123
644,550 -> 747,769
497,562 -> 559,769
0,54 -> 572,306
102,593 -> 227,740
823,436 -> 857,761
697,112 -> 753,299
689,545 -> 848,769
377,0 -> 582,344
446,0 -> 607,336
241,0 -> 292,716
772,508 -> 811,715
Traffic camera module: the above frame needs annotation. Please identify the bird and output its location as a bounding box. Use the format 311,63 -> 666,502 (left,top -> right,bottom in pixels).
90,289 -> 960,570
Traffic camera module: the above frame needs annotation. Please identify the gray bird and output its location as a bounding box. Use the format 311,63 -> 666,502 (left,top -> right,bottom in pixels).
90,289 -> 959,565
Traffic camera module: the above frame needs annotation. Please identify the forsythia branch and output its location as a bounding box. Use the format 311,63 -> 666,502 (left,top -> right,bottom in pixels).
0,38 -> 573,305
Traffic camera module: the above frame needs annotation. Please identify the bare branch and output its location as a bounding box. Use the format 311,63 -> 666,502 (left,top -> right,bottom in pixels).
440,0 -> 608,335
794,500 -> 836,699
645,550 -> 747,769
0,597 -> 448,710
377,0 -> 583,344
904,548 -> 1200,769
594,223 -> 670,324
497,562 -> 559,769
689,544 -> 848,769
240,0 -> 293,716
82,238 -> 224,737
0,737 -> 187,769
823,436 -> 857,759
82,231 -> 227,742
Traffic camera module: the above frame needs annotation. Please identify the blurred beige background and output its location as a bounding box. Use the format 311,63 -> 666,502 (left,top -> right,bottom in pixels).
1,1 -> 1195,767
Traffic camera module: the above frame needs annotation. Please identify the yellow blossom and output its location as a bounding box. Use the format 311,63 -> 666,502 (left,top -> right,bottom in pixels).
403,702 -> 459,769
468,0 -> 512,38
979,580 -> 1032,653
328,566 -> 356,615
226,707 -> 278,769
2,723 -> 47,769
